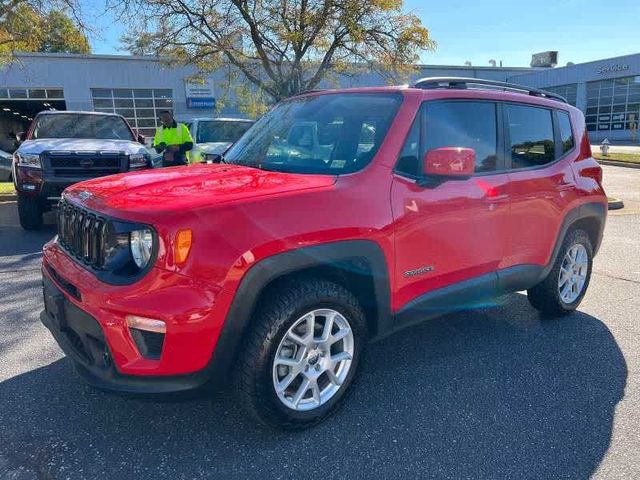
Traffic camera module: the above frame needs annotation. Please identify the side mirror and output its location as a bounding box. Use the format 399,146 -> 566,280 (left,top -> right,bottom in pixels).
137,134 -> 146,145
16,132 -> 26,143
423,147 -> 475,178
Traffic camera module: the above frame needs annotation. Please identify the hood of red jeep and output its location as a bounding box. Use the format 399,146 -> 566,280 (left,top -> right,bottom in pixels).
63,164 -> 337,219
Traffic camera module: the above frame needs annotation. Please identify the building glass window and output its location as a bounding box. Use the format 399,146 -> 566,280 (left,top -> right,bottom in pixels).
91,88 -> 174,137
28,89 -> 46,99
46,89 -> 64,99
586,75 -> 640,132
543,84 -> 577,106
8,89 -> 27,99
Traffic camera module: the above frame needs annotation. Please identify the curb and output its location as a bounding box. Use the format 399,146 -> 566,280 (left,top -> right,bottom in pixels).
608,197 -> 624,210
597,159 -> 640,169
0,194 -> 17,202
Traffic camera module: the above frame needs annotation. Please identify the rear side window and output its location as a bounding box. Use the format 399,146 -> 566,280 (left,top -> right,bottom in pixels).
506,104 -> 555,169
558,111 -> 575,154
424,101 -> 498,173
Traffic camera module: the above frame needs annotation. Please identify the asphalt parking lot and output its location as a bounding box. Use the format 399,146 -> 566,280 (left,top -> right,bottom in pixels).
0,165 -> 638,479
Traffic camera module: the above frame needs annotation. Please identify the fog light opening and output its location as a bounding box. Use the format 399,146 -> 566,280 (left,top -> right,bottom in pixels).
126,315 -> 166,333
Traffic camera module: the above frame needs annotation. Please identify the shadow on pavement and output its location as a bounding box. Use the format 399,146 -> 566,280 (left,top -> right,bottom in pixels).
0,201 -> 56,262
0,293 -> 627,479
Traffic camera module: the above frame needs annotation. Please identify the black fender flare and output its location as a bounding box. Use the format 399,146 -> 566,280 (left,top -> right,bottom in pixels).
206,239 -> 392,386
497,201 -> 607,293
543,201 -> 606,275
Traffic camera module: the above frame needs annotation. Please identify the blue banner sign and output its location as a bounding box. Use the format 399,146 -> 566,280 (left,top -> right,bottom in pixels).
187,97 -> 216,109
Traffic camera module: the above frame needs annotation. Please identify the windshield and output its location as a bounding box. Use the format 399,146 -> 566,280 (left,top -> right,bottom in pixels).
31,114 -> 134,141
196,120 -> 253,144
224,93 -> 402,174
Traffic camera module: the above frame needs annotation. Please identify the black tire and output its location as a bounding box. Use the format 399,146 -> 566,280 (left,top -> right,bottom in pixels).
527,229 -> 593,315
17,193 -> 43,230
236,276 -> 367,430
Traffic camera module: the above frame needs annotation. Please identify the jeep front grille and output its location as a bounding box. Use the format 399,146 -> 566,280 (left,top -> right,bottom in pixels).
57,199 -> 106,269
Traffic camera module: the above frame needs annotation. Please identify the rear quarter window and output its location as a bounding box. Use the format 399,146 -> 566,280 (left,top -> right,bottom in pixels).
506,104 -> 555,169
557,110 -> 575,154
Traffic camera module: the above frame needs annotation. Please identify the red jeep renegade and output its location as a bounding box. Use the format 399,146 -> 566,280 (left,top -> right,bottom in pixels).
41,78 -> 607,429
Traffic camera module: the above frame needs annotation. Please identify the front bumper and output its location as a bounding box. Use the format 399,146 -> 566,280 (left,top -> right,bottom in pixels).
15,166 -> 84,208
40,274 -> 210,393
41,239 -> 229,393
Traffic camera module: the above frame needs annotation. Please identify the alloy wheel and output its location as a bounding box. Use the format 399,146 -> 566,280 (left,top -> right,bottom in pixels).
558,243 -> 588,304
272,309 -> 354,411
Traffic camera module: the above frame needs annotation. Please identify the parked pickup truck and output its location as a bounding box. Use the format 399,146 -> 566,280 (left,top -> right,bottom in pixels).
13,111 -> 151,229
40,79 -> 606,429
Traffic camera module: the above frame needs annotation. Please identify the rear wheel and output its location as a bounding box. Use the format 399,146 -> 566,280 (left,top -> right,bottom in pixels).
236,277 -> 366,429
17,193 -> 43,230
528,229 -> 593,315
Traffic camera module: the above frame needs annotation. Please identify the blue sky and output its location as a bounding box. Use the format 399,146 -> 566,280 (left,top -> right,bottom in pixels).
87,0 -> 639,67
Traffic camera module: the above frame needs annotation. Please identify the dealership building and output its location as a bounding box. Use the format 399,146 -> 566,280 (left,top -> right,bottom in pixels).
0,51 -> 638,150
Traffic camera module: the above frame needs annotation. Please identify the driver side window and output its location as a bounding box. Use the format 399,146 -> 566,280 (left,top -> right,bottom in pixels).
395,101 -> 500,177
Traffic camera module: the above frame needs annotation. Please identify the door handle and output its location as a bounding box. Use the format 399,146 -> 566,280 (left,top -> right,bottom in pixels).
483,194 -> 509,203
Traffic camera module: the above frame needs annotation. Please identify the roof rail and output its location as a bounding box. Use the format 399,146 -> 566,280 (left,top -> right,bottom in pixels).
289,89 -> 327,98
413,77 -> 568,103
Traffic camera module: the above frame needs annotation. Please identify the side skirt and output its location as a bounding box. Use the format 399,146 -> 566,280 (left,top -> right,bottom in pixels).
386,265 -> 544,338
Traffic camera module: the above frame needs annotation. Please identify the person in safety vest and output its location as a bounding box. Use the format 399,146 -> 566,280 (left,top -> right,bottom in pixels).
153,110 -> 194,167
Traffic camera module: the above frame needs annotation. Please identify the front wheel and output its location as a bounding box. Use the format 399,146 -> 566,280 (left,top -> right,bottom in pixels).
17,193 -> 43,230
236,277 -> 366,429
528,229 -> 593,315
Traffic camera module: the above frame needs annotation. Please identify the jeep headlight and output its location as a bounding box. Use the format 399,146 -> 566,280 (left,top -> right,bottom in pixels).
15,152 -> 41,168
129,153 -> 148,168
130,228 -> 154,269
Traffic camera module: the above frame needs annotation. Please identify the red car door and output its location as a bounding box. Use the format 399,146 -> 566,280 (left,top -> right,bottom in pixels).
391,99 -> 511,314
503,104 -> 578,269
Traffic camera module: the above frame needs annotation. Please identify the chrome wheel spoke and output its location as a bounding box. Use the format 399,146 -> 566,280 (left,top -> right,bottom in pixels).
275,372 -> 297,393
275,355 -> 303,371
303,313 -> 316,342
310,380 -> 321,406
292,378 -> 311,407
287,331 -> 308,347
319,311 -> 336,342
560,281 -> 571,301
325,368 -> 342,386
330,351 -> 352,365
330,326 -> 351,345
